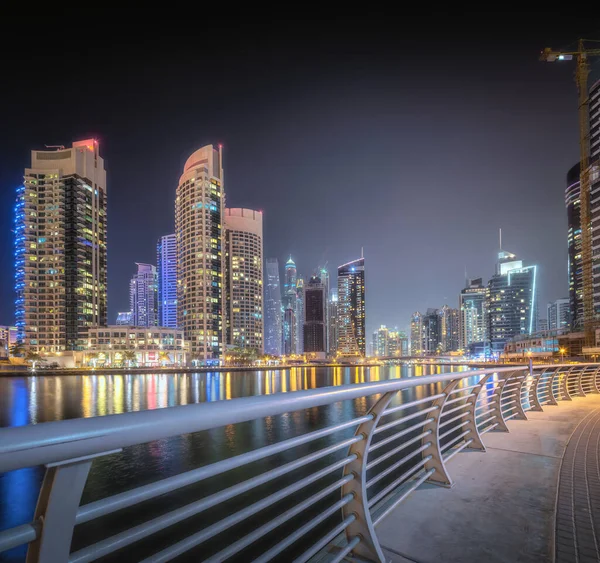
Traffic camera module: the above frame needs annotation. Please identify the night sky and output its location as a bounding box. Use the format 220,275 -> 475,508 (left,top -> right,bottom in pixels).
1,15 -> 597,337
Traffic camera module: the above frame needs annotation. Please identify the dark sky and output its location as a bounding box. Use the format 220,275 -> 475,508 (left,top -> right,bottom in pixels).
0,15 -> 597,337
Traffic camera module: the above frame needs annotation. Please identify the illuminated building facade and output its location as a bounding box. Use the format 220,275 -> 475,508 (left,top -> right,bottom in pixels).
303,275 -> 326,354
410,312 -> 423,355
440,305 -> 460,352
328,294 -> 338,356
566,163 -> 582,328
282,256 -> 297,353
486,250 -> 537,356
175,145 -> 224,360
423,309 -> 441,354
283,307 -> 295,355
373,325 -> 389,356
15,140 -> 107,352
130,263 -> 158,327
157,234 -> 178,329
264,258 -> 283,356
388,330 -> 408,356
225,208 -> 263,352
116,311 -> 132,325
295,277 -> 305,354
459,278 -> 486,352
337,257 -> 365,356
548,298 -> 570,330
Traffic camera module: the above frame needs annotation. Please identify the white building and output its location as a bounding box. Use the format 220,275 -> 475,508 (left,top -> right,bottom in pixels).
547,298 -> 570,330
130,263 -> 158,327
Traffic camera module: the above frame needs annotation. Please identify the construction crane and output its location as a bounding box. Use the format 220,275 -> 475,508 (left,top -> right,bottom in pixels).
541,39 -> 600,345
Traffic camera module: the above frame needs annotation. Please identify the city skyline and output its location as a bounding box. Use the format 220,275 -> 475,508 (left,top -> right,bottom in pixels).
1,19 -> 595,339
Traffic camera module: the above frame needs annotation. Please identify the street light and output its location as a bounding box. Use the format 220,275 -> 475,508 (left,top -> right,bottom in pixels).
560,347 -> 566,363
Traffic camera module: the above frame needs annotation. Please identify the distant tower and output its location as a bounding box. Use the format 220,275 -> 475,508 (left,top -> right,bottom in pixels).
116,312 -> 132,326
224,208 -> 264,352
328,293 -> 339,356
157,234 -> 178,328
295,277 -> 305,354
410,312 -> 423,356
130,263 -> 158,327
337,257 -> 365,356
547,298 -> 570,330
459,278 -> 486,352
15,140 -> 107,351
566,162 -> 582,329
440,305 -> 460,352
264,258 -> 283,355
282,256 -> 297,354
303,275 -> 326,354
175,145 -> 224,360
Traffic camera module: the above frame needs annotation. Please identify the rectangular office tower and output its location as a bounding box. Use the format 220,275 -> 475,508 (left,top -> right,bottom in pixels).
264,258 -> 283,355
157,234 -> 178,328
130,263 -> 158,327
337,257 -> 365,356
15,140 -> 107,352
459,278 -> 486,352
303,275 -> 326,355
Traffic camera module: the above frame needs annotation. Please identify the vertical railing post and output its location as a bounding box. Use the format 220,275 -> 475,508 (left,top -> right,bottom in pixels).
576,366 -> 587,396
547,367 -> 561,405
594,366 -> 600,393
490,370 -> 519,431
528,368 -> 547,412
463,373 -> 491,451
341,392 -> 394,563
512,369 -> 528,420
560,367 -> 574,401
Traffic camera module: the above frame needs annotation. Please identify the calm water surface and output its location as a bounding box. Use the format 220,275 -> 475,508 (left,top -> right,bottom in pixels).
0,365 -> 468,562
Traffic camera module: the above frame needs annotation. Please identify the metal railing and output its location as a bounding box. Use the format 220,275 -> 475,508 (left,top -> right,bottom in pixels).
0,363 -> 598,562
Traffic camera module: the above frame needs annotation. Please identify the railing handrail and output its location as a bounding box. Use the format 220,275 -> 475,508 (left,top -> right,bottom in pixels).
0,365 -> 526,474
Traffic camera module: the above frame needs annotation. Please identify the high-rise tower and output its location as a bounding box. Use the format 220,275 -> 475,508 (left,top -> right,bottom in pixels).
130,263 -> 158,327
566,163 -> 582,328
337,257 -> 365,356
459,278 -> 486,352
15,140 -> 107,352
303,275 -> 326,354
157,234 -> 178,329
264,258 -> 283,356
175,145 -> 224,359
224,208 -> 263,352
282,256 -> 297,354
295,277 -> 305,354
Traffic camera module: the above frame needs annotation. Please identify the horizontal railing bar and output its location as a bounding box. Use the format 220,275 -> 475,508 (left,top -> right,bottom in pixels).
441,402 -> 473,418
477,414 -> 497,427
444,439 -> 474,462
439,420 -> 470,441
474,404 -> 491,413
375,406 -> 439,435
504,412 -> 521,422
476,408 -> 497,419
254,496 -> 355,563
293,514 -> 356,563
328,535 -> 361,563
382,394 -> 445,417
373,468 -> 435,526
69,444 -> 359,563
0,523 -> 38,552
367,431 -> 432,470
366,443 -> 431,489
146,475 -> 355,563
0,366 -> 526,474
75,415 -> 370,524
370,418 -> 435,452
480,423 -> 499,435
368,456 -> 433,507
500,399 -> 518,409
438,411 -> 469,430
447,384 -> 480,395
441,429 -> 471,452
444,394 -> 476,407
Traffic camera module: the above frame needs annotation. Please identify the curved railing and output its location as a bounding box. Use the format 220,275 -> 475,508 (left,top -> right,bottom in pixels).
0,363 -> 598,562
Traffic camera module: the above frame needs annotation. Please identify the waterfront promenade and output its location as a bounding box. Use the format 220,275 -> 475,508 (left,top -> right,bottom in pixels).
377,395 -> 600,563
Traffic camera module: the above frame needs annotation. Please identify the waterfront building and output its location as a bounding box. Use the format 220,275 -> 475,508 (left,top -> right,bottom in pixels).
373,325 -> 389,356
337,257 -> 366,356
547,298 -> 570,330
319,266 -> 331,352
504,329 -> 561,360
0,326 -> 18,359
130,263 -> 158,327
224,208 -> 263,352
175,145 -> 224,360
295,277 -> 305,354
440,305 -> 460,352
157,234 -> 178,329
77,326 -> 187,367
264,258 -> 283,356
566,163 -> 583,328
328,294 -> 338,356
388,330 -> 408,356
303,275 -> 326,355
459,278 -> 486,352
423,309 -> 441,354
116,312 -> 133,325
282,256 -> 297,354
486,250 -> 537,356
410,312 -> 423,355
15,140 -> 107,352
538,318 -> 549,332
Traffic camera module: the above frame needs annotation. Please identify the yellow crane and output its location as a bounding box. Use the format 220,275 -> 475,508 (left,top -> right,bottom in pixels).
541,39 -> 600,345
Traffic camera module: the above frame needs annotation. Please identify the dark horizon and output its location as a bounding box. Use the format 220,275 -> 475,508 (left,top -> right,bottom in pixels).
1,15 -> 597,337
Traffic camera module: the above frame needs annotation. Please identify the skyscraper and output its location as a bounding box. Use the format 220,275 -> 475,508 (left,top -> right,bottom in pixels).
440,305 -> 460,352
423,308 -> 441,354
282,257 -> 297,354
373,325 -> 389,356
157,234 -> 177,329
303,275 -> 326,355
283,308 -> 295,355
566,163 -> 582,329
295,277 -> 305,354
459,278 -> 487,352
224,208 -> 264,352
264,258 -> 283,356
116,311 -> 132,325
337,257 -> 365,356
486,250 -> 537,356
175,145 -> 224,360
319,266 -> 331,351
388,329 -> 408,356
548,298 -> 570,330
130,263 -> 158,327
328,293 -> 338,356
15,140 -> 107,352
410,312 -> 423,356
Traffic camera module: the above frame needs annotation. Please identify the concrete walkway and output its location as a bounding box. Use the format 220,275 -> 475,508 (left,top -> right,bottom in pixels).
376,395 -> 600,563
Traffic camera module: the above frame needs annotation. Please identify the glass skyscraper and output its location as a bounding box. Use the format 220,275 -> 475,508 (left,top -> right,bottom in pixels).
157,234 -> 177,329
130,263 -> 158,327
15,140 -> 107,352
566,163 -> 582,329
459,278 -> 486,352
264,258 -> 283,356
337,257 -> 365,356
303,275 -> 326,354
282,256 -> 297,354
